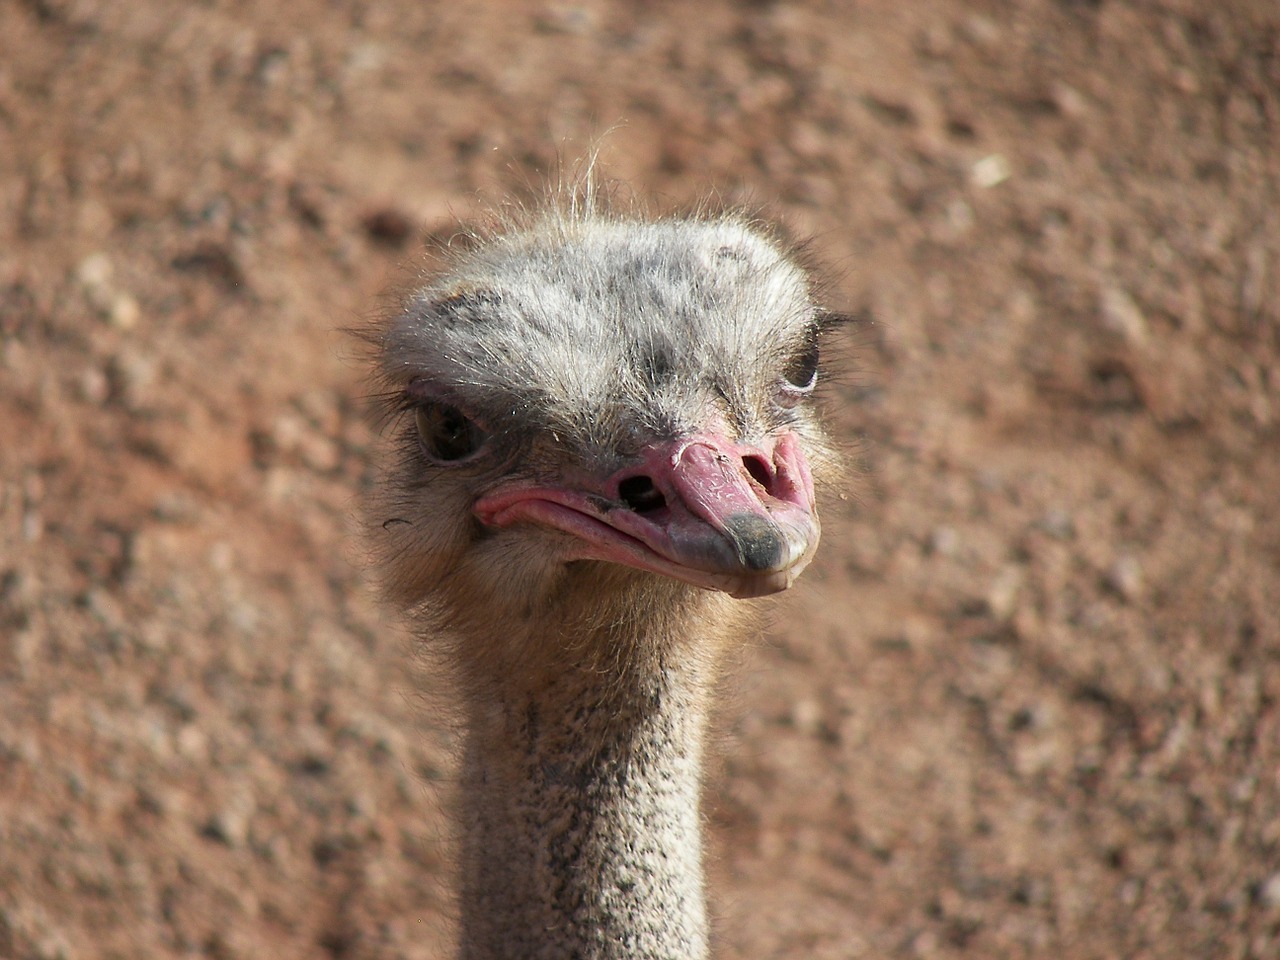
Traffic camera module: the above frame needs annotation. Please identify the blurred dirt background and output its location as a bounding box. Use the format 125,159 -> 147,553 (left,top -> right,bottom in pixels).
2,0 -> 1279,957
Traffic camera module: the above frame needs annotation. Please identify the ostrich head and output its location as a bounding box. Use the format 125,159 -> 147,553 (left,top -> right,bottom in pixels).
368,203 -> 841,689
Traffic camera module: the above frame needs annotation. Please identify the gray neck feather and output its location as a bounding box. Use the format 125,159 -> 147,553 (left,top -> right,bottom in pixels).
457,651 -> 712,960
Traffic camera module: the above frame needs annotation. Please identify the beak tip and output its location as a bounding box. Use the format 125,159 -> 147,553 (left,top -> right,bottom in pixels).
723,512 -> 788,572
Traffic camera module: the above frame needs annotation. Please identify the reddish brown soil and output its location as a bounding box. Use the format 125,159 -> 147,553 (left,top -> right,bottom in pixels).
2,1 -> 1279,958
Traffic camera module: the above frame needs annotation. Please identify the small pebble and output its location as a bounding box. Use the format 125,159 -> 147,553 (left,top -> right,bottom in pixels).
987,566 -> 1024,621
76,366 -> 110,404
108,347 -> 157,410
176,725 -> 207,760
1036,508 -> 1075,540
946,198 -> 975,232
1050,82 -> 1088,118
205,789 -> 256,848
790,699 -> 822,735
963,15 -> 1001,47
1259,873 -> 1280,909
972,153 -> 1011,188
75,252 -> 113,293
109,292 -> 140,330
928,526 -> 960,557
1105,555 -> 1143,602
1100,286 -> 1149,346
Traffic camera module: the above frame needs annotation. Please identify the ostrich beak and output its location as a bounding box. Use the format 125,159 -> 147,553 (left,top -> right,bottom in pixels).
473,431 -> 821,599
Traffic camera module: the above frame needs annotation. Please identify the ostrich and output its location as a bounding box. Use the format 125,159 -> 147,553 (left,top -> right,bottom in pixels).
365,193 -> 843,959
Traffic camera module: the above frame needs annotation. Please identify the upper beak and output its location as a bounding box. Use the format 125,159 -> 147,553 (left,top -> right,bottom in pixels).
474,430 -> 820,598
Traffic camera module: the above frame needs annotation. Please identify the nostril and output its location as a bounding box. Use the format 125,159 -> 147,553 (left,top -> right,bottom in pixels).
618,475 -> 667,513
743,455 -> 772,490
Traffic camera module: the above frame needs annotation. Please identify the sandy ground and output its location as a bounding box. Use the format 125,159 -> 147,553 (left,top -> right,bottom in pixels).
2,0 -> 1279,957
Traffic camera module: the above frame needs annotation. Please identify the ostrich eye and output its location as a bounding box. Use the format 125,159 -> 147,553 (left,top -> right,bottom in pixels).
783,337 -> 820,391
414,401 -> 488,463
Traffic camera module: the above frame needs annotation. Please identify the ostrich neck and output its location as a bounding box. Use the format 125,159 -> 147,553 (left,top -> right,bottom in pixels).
457,636 -> 715,960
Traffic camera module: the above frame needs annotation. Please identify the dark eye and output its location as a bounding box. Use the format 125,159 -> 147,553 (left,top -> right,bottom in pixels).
783,337 -> 820,390
414,401 -> 488,462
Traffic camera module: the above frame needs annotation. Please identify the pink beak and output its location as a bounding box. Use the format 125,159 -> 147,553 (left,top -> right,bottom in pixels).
474,430 -> 820,598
